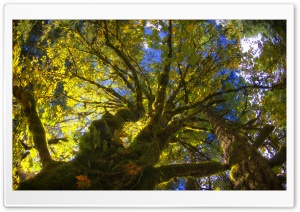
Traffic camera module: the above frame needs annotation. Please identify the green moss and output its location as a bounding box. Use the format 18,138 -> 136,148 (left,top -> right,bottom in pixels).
115,109 -> 132,121
229,164 -> 239,181
133,167 -> 160,190
18,162 -> 78,190
228,142 -> 246,166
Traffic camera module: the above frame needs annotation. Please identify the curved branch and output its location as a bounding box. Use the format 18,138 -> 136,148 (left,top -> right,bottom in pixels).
171,83 -> 281,116
103,21 -> 144,110
72,28 -> 136,99
13,86 -> 53,165
71,71 -> 133,108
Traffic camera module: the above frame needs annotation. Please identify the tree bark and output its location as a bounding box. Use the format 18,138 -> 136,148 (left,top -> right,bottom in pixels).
14,89 -> 283,190
13,86 -> 53,165
185,177 -> 198,190
133,161 -> 229,190
268,146 -> 286,168
203,108 -> 282,190
253,124 -> 275,148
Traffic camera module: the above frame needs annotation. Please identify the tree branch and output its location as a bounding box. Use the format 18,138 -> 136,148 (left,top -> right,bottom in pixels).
134,161 -> 229,190
268,146 -> 286,168
177,140 -> 211,161
164,63 -> 191,113
178,64 -> 189,104
71,71 -> 133,108
103,21 -> 144,111
171,83 -> 279,116
13,86 -> 53,165
155,162 -> 229,183
72,28 -> 137,99
48,138 -> 68,145
64,93 -> 122,108
151,20 -> 173,122
253,124 -> 275,148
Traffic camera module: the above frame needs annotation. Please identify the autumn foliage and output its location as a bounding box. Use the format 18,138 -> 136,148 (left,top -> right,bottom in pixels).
13,20 -> 286,190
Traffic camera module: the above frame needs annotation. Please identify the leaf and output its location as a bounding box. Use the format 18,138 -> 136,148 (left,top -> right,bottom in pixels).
123,25 -> 130,33
188,54 -> 199,64
76,175 -> 91,190
186,24 -> 194,33
13,20 -> 286,190
124,161 -> 142,175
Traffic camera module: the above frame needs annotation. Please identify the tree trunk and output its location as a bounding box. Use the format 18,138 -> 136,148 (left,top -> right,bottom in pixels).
203,108 -> 282,190
13,86 -> 53,165
15,87 -> 229,190
18,152 -> 228,190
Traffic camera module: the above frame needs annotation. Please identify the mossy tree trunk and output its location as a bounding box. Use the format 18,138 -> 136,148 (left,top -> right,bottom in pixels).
13,86 -> 53,165
13,21 -> 234,190
203,108 -> 282,190
16,107 -> 229,190
14,85 -> 228,190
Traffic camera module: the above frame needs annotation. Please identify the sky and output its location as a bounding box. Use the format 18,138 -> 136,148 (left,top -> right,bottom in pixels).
215,19 -> 262,57
144,20 -> 262,58
240,33 -> 262,57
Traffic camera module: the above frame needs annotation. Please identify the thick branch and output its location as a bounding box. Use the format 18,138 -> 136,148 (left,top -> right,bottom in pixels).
157,118 -> 183,145
268,146 -> 286,168
156,162 -> 229,183
13,86 -> 53,165
134,161 -> 228,190
151,20 -> 173,122
127,114 -> 181,167
253,124 -> 275,148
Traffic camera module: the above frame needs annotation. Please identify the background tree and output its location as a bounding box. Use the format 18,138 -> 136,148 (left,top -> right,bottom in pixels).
12,20 -> 286,190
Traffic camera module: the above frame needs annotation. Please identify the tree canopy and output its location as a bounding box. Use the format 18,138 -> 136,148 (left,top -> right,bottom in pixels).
12,20 -> 286,190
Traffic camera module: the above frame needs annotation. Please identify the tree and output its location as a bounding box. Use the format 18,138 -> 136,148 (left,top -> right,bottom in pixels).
12,20 -> 286,190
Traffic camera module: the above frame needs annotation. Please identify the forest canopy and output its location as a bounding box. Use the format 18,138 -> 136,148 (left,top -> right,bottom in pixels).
12,20 -> 286,190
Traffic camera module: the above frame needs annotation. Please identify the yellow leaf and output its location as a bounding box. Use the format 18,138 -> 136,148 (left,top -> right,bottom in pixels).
124,25 -> 130,33
186,24 -> 194,33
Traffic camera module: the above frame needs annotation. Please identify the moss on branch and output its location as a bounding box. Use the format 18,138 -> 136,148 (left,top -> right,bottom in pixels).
253,124 -> 275,148
13,86 -> 53,165
134,162 -> 229,190
268,146 -> 286,168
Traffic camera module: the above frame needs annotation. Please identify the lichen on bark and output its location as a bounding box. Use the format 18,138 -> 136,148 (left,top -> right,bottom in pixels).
204,108 -> 282,190
13,86 -> 53,165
